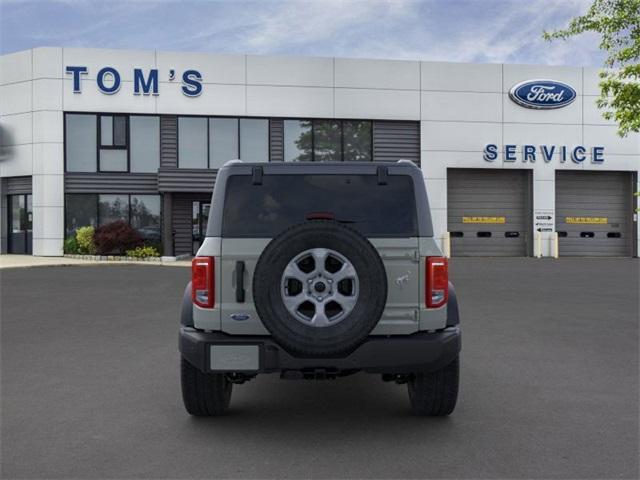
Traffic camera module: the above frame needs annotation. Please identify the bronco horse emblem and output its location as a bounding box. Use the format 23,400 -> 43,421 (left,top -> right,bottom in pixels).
395,271 -> 412,288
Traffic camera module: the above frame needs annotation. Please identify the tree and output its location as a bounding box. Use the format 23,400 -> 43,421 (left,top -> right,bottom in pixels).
543,0 -> 640,136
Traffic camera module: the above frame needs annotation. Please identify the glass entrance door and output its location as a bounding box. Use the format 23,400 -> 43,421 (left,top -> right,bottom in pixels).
8,194 -> 32,254
192,201 -> 211,255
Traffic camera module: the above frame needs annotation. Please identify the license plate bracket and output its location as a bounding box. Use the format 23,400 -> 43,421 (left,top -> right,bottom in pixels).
209,345 -> 260,372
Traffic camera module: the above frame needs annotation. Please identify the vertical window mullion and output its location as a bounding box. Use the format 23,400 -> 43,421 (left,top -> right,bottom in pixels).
237,118 -> 241,159
369,122 -> 372,162
97,115 -> 101,171
340,121 -> 344,162
126,116 -> 130,172
311,120 -> 315,162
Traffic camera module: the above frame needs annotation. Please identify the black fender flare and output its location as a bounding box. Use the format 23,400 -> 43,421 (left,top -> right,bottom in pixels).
181,282 -> 193,327
447,281 -> 460,326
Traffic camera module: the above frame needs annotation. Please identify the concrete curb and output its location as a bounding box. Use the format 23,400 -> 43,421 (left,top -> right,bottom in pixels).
0,255 -> 190,270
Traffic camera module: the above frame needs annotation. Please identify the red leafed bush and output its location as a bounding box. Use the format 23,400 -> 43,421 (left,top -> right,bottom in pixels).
94,220 -> 143,255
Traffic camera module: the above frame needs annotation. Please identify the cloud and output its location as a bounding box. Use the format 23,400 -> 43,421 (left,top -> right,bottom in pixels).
0,0 -> 605,66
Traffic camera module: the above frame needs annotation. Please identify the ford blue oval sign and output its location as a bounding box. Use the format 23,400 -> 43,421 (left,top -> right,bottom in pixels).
509,79 -> 577,109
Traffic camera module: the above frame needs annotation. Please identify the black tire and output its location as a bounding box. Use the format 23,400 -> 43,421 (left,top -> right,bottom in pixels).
253,221 -> 387,357
181,357 -> 232,416
407,357 -> 459,416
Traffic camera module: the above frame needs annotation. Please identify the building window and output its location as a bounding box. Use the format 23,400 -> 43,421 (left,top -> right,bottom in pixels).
130,116 -> 160,173
65,194 -> 98,236
283,119 -> 372,162
313,120 -> 342,162
240,118 -> 269,162
100,115 -> 127,147
99,115 -> 128,172
65,113 -> 160,173
131,195 -> 161,245
178,117 -> 208,168
65,114 -> 97,172
284,120 -> 312,162
209,118 -> 239,169
98,194 -> 129,225
65,193 -> 161,245
343,121 -> 372,162
178,116 -> 269,168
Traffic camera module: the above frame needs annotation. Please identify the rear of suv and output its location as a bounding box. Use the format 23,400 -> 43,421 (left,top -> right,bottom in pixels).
180,160 -> 461,416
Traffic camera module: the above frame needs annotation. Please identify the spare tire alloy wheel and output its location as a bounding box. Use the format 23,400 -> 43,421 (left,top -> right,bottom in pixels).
281,248 -> 359,328
253,221 -> 387,358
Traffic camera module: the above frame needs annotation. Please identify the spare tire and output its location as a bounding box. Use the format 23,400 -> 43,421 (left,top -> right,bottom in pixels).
253,221 -> 387,357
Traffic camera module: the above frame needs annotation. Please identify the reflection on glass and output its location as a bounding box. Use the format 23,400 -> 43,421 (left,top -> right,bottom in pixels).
284,120 -> 312,162
343,121 -> 372,162
100,116 -> 113,146
100,149 -> 127,171
210,118 -> 239,168
240,118 -> 268,162
11,195 -> 24,233
130,116 -> 160,173
26,195 -> 32,232
131,195 -> 161,244
65,114 -> 97,172
313,120 -> 342,162
178,117 -> 208,168
113,116 -> 127,146
98,195 -> 129,225
65,194 -> 98,236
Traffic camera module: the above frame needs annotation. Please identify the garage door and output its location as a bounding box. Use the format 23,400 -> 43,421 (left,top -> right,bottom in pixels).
556,171 -> 634,257
447,169 -> 531,256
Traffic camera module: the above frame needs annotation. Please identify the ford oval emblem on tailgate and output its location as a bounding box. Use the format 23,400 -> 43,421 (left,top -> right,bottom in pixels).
509,79 -> 576,109
230,313 -> 250,321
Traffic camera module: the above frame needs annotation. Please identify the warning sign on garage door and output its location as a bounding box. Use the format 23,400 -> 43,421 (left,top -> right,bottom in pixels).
534,209 -> 554,232
462,216 -> 506,224
566,217 -> 608,224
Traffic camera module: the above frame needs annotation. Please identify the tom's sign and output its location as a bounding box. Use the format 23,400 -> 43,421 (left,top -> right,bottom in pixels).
509,79 -> 576,109
65,66 -> 203,97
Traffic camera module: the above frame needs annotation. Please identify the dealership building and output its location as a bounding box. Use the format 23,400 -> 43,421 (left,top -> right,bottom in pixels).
0,47 -> 638,257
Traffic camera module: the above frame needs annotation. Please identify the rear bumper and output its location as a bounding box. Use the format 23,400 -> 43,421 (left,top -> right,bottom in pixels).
179,326 -> 461,375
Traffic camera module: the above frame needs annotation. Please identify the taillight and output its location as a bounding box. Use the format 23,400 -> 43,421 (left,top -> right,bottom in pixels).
426,257 -> 448,308
192,257 -> 215,308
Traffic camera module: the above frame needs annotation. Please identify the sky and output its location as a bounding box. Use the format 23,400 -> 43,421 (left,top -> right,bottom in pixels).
0,0 -> 605,66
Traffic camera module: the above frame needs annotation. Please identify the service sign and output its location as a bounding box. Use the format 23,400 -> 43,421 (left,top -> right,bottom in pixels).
483,144 -> 605,164
534,210 -> 554,232
509,79 -> 577,109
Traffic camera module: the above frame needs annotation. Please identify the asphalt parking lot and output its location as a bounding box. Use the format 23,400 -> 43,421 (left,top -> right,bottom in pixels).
1,258 -> 638,479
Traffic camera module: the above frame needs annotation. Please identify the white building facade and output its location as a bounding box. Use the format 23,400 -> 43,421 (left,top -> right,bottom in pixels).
1,47 -> 638,257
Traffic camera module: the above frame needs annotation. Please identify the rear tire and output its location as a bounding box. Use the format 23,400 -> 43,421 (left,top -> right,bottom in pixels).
181,357 -> 232,416
408,357 -> 459,416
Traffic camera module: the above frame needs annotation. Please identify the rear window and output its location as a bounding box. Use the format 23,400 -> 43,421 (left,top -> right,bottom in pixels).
222,174 -> 417,237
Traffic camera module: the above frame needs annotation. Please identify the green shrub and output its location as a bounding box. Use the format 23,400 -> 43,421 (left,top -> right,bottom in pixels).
76,226 -> 97,254
125,245 -> 160,258
64,236 -> 79,254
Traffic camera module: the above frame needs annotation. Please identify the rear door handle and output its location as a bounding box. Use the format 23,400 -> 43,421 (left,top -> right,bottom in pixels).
235,261 -> 245,303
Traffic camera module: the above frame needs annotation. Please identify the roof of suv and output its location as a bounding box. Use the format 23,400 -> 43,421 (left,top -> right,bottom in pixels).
222,160 -> 419,171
